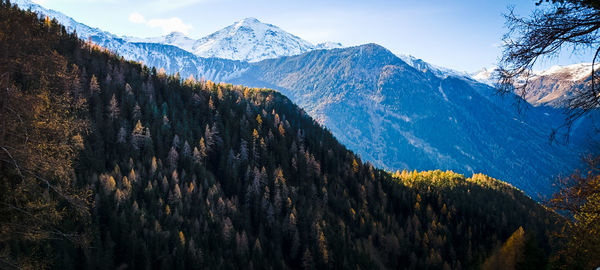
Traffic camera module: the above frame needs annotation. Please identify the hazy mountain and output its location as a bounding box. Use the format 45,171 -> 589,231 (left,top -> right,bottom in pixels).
471,63 -> 598,108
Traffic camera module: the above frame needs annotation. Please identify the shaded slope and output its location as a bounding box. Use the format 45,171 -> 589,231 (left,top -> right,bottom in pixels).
232,44 -> 581,195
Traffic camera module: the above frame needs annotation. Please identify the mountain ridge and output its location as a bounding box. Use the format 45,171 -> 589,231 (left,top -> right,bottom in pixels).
127,17 -> 344,62
231,44 -> 585,195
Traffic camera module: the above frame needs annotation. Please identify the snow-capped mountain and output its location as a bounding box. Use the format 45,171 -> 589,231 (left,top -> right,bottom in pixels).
399,54 -> 472,80
192,17 -> 315,62
11,0 -> 345,78
471,63 -> 597,107
315,42 -> 344,50
535,63 -> 596,81
471,67 -> 496,85
12,0 -> 248,81
125,31 -> 196,52
126,17 -> 344,62
522,63 -> 595,107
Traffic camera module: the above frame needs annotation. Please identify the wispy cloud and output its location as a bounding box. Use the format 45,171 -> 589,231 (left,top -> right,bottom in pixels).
129,12 -> 146,24
147,17 -> 192,34
129,12 -> 192,35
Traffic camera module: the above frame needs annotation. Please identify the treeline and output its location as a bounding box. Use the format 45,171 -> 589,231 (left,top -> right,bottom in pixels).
0,1 -> 561,269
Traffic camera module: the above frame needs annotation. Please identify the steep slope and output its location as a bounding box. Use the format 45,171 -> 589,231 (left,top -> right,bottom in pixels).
232,44 -> 582,195
1,3 -> 561,269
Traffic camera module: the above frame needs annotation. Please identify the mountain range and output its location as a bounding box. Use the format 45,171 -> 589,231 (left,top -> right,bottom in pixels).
1,4 -> 562,268
125,17 -> 342,62
13,0 -> 595,196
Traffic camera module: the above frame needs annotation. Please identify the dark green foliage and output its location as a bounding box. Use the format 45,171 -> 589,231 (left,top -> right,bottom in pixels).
0,1 -> 562,269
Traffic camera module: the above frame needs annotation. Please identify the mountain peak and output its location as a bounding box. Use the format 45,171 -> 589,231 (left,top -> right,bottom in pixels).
192,17 -> 315,62
165,31 -> 186,38
237,17 -> 261,25
315,42 -> 343,50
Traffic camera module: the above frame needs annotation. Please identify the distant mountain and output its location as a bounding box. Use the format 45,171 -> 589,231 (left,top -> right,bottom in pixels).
230,44 -> 584,195
125,31 -> 196,51
13,0 -> 247,82
14,0 -> 342,74
471,67 -> 496,85
471,63 -> 597,108
127,17 -> 343,62
399,54 -> 471,80
523,63 -> 596,107
191,17 -> 315,62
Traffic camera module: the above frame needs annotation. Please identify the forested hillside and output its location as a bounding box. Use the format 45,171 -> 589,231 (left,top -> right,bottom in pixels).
0,1 -> 560,269
230,44 -> 581,196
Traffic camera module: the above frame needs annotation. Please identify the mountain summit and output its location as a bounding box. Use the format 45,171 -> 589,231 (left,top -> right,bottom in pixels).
126,17 -> 342,62
190,17 -> 316,62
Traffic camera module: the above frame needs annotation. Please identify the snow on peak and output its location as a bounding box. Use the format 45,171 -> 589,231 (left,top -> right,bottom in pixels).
236,17 -> 261,25
191,17 -> 316,62
471,67 -> 496,85
11,0 -> 34,7
470,63 -> 596,87
534,63 -> 596,81
316,42 -> 344,50
11,0 -> 346,63
398,54 -> 471,80
11,0 -> 118,44
165,31 -> 186,39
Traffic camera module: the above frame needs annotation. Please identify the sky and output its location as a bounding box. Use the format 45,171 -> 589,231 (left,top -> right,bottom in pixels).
31,0 -> 596,73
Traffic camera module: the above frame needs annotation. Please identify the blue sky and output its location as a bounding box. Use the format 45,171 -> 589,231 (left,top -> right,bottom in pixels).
32,0 -> 595,72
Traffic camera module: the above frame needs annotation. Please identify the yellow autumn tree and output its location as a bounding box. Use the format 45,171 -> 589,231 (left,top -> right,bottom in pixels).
0,10 -> 90,268
482,227 -> 525,270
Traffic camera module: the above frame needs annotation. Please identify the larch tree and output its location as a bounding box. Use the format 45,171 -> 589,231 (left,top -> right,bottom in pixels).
0,11 -> 90,267
107,93 -> 120,120
548,155 -> 600,269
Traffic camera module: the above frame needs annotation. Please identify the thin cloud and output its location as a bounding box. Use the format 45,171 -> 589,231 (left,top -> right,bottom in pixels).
129,12 -> 193,35
129,12 -> 146,24
147,17 -> 192,34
